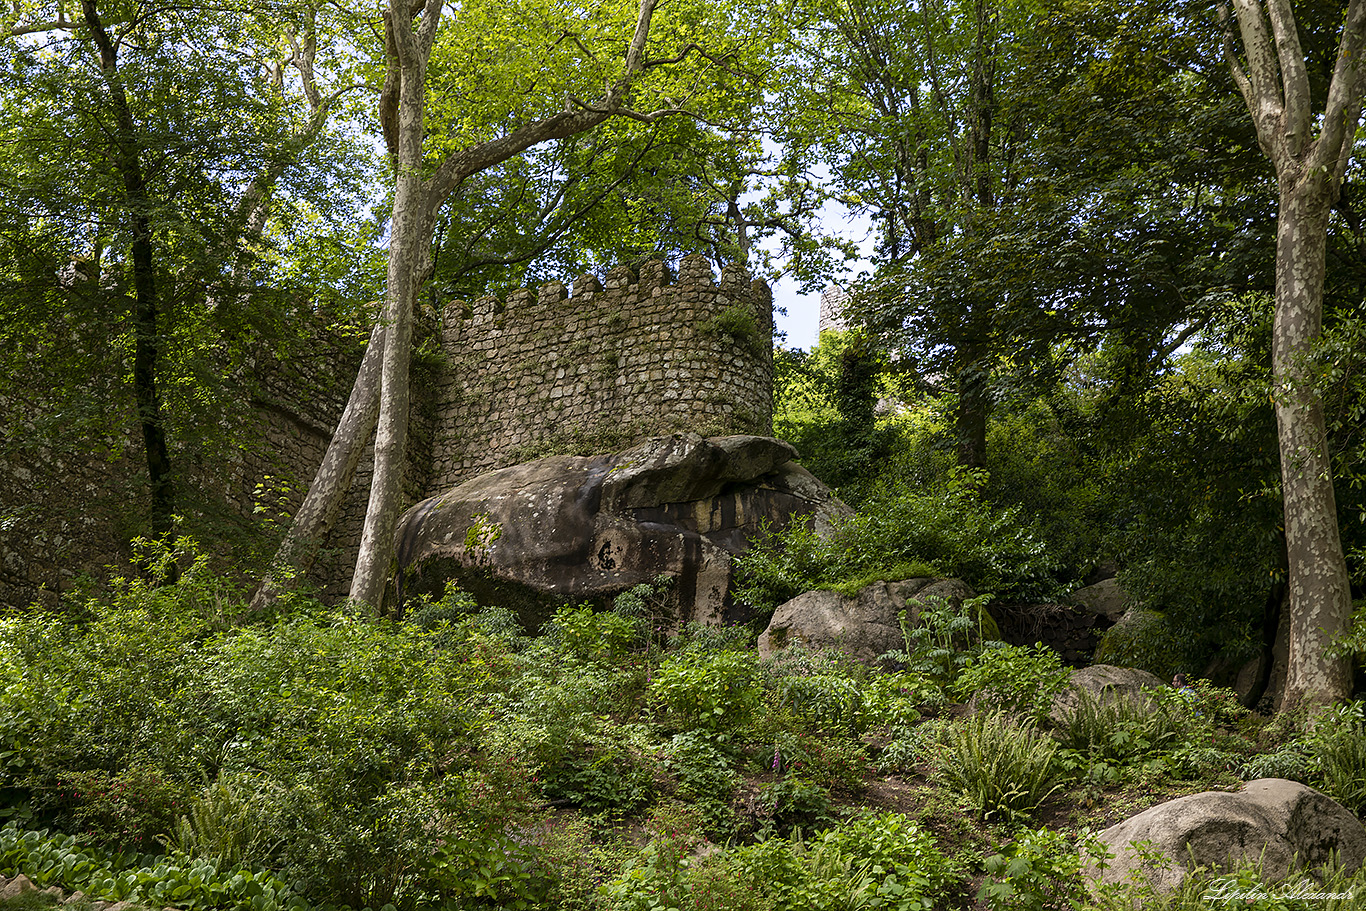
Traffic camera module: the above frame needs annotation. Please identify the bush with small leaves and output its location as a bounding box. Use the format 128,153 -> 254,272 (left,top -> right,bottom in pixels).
650,650 -> 763,733
725,813 -> 952,911
546,604 -> 640,665
953,643 -> 1071,724
858,671 -> 935,730
1239,747 -> 1312,784
764,646 -> 867,737
664,733 -> 741,837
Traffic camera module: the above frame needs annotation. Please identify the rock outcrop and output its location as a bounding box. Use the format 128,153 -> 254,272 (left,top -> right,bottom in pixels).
395,434 -> 849,626
757,578 -> 981,663
1090,779 -> 1366,892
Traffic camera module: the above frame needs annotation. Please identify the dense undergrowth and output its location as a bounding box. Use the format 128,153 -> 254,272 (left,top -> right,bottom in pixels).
2,548 -> 1365,911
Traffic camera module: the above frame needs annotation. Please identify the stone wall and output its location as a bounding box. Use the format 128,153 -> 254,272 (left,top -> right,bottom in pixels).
428,255 -> 772,491
0,257 -> 772,608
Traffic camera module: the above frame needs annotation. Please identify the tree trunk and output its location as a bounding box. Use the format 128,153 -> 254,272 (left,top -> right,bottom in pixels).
346,0 -> 662,610
349,1 -> 437,610
1222,0 -> 1365,707
83,0 -> 175,544
1272,177 -> 1353,707
249,322 -> 385,614
955,357 -> 989,471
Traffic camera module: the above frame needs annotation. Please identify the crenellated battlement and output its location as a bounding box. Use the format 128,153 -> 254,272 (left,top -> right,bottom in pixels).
424,254 -> 774,491
443,255 -> 759,323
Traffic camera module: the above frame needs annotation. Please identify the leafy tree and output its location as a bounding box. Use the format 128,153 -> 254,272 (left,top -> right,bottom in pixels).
782,0 -> 1272,470
772,329 -> 892,494
1221,0 -> 1365,706
330,0 -> 779,609
1,0 -> 377,568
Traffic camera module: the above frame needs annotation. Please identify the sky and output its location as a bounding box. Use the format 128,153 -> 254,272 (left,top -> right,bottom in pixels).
771,281 -> 824,350
763,201 -> 876,352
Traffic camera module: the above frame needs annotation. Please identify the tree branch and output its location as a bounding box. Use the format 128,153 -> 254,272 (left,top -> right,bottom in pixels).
1230,0 -> 1288,158
1310,0 -> 1366,178
1263,0 -> 1310,149
7,15 -> 79,36
1218,2 -> 1255,110
426,0 -> 662,207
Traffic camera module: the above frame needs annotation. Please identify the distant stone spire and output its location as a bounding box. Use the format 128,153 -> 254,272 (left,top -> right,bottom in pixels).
818,284 -> 849,334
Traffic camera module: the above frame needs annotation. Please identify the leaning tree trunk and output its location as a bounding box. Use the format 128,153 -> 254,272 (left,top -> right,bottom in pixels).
1272,177 -> 1353,706
249,323 -> 385,614
345,0 -> 661,610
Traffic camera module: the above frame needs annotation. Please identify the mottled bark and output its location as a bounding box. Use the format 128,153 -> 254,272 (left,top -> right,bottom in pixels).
1223,0 -> 1366,706
349,0 -> 442,611
1272,180 -> 1353,706
347,0 -> 664,610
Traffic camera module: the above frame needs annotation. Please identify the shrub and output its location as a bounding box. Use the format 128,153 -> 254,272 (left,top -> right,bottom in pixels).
764,647 -> 866,736
669,620 -> 754,654
731,520 -> 835,618
725,813 -> 952,911
603,803 -> 713,911
404,580 -> 481,629
978,827 -> 1090,911
665,733 -> 740,837
612,574 -> 677,649
934,712 -> 1060,822
1303,701 -> 1366,815
0,587 -> 526,909
541,726 -> 658,814
858,672 -> 935,730
196,616 -> 519,907
816,812 -> 953,909
1093,609 -> 1191,680
758,775 -> 837,835
762,728 -> 868,798
732,470 -> 1066,616
417,830 -> 551,910
546,604 -> 640,665
528,815 -> 629,911
953,643 -> 1072,724
1239,747 -> 1312,784
650,650 -> 763,733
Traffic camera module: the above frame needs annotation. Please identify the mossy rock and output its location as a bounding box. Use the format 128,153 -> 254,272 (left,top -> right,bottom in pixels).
1095,607 -> 1184,680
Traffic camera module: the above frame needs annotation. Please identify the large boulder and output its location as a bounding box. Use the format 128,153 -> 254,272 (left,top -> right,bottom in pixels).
1090,779 -> 1366,892
395,434 -> 849,626
757,578 -> 980,663
1049,663 -> 1166,726
1069,577 -> 1131,623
